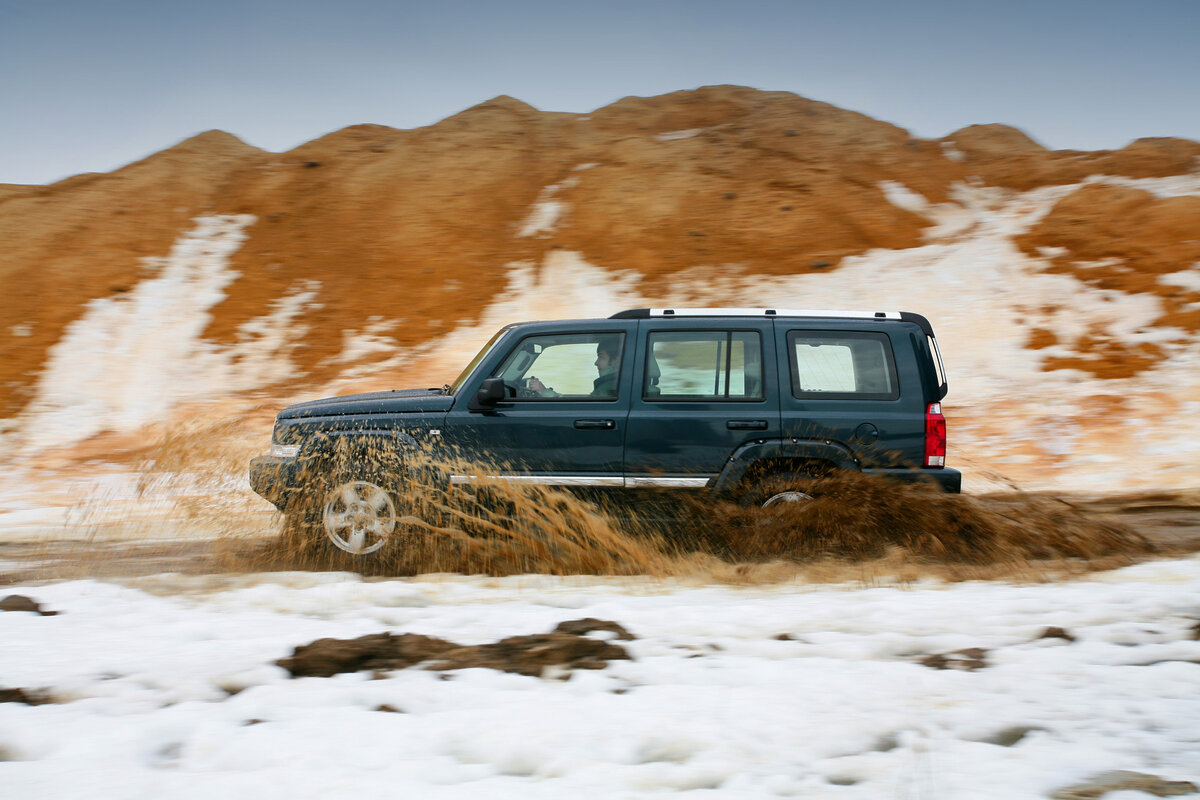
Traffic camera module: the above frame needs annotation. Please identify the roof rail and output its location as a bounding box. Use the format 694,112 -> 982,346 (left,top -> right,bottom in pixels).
609,308 -> 903,320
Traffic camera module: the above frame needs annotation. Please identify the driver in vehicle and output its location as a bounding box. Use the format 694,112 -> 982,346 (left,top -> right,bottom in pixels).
528,337 -> 620,398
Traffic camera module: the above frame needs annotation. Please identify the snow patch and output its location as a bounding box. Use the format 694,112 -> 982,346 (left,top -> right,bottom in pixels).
878,180 -> 930,214
329,318 -> 402,364
1159,269 -> 1200,293
4,216 -> 319,456
1084,171 -> 1200,198
940,141 -> 966,162
655,128 -> 704,142
517,175 -> 581,237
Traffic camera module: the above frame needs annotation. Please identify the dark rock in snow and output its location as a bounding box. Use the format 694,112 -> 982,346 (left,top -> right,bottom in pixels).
919,647 -> 988,671
278,619 -> 634,679
0,687 -> 52,705
277,632 -> 457,678
553,618 -> 636,640
1050,770 -> 1197,799
0,595 -> 57,615
1037,626 -> 1077,642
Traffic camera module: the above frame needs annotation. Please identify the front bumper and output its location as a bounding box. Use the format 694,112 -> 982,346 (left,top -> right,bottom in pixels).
248,455 -> 307,511
862,467 -> 962,493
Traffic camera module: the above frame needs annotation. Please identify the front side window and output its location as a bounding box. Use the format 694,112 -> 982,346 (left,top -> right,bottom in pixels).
492,332 -> 624,400
788,330 -> 898,400
646,331 -> 763,400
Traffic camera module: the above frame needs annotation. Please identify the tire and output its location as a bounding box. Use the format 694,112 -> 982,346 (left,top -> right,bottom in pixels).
320,477 -> 399,555
282,452 -> 410,562
741,472 -> 818,509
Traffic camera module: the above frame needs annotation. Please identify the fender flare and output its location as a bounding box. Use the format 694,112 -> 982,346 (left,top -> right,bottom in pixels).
302,427 -> 418,457
711,438 -> 860,497
296,428 -> 421,483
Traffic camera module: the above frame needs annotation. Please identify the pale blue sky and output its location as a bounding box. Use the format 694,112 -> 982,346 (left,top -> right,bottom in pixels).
2,0 -> 1198,185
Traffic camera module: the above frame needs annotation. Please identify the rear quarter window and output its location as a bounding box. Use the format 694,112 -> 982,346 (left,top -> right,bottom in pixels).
787,330 -> 899,401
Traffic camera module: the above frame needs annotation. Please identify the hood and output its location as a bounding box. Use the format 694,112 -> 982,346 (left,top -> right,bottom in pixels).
278,388 -> 454,419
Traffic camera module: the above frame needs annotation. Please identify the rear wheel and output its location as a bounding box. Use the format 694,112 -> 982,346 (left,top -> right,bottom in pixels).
742,472 -> 818,509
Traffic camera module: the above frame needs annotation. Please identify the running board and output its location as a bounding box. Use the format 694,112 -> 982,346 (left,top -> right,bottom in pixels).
449,475 -> 712,488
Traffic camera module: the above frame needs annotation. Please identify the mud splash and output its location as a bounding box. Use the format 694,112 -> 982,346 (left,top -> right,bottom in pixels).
4,419 -> 1181,586
240,441 -> 1158,583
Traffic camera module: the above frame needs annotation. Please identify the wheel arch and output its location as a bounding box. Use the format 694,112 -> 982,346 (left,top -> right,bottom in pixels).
711,438 -> 859,498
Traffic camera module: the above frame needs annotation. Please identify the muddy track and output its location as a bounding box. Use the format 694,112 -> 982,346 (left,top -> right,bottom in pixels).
1,492 -> 1197,586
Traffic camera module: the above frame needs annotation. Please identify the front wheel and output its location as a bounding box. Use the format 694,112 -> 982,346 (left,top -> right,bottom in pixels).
321,479 -> 398,555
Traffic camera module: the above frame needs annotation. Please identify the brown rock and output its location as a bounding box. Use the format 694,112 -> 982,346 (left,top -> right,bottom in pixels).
919,647 -> 988,671
1037,626 -> 1077,642
552,618 -> 636,640
1050,770 -> 1197,799
278,622 -> 633,679
428,633 -> 631,677
276,632 -> 457,678
0,595 -> 57,616
0,687 -> 52,705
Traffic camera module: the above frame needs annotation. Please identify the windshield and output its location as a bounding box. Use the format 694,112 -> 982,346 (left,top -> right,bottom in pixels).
447,327 -> 512,394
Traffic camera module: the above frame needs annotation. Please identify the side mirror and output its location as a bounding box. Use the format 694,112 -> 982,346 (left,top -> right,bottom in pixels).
472,377 -> 506,409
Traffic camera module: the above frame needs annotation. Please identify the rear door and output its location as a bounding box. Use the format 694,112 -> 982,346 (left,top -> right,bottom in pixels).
624,319 -> 780,483
775,322 -> 925,467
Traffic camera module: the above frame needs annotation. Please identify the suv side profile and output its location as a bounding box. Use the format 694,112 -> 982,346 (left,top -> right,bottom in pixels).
250,308 -> 961,557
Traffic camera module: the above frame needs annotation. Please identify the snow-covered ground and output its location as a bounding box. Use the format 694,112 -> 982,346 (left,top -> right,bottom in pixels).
4,560 -> 1200,799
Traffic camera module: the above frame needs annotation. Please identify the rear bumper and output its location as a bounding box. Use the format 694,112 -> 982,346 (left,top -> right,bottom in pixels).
861,467 -> 962,493
248,456 -> 307,511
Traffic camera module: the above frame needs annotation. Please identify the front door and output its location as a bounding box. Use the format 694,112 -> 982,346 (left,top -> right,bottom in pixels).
443,326 -> 634,481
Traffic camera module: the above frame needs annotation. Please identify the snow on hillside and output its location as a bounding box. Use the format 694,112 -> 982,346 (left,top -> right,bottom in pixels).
0,215 -> 325,456
337,173 -> 1200,492
3,560 -> 1199,799
1,172 -> 1197,500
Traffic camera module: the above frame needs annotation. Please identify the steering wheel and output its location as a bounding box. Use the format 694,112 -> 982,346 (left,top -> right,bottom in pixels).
512,377 -> 538,398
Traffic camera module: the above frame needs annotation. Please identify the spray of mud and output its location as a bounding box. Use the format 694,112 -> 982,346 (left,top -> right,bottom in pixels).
207,432 -> 1159,583
17,419 -> 1177,586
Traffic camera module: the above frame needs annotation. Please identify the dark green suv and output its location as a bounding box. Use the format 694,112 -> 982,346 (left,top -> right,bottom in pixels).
250,308 -> 960,556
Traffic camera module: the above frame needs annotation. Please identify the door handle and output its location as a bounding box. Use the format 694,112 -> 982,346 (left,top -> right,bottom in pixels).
727,420 -> 768,430
574,419 -> 616,430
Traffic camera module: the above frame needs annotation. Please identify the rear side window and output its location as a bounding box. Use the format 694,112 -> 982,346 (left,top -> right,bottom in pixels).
787,331 -> 898,400
646,331 -> 763,401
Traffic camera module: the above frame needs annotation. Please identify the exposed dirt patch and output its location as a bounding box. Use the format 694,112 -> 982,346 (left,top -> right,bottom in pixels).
1026,327 -> 1059,349
277,619 -> 634,678
942,126 -> 1200,190
1040,326 -> 1168,379
1018,185 -> 1200,316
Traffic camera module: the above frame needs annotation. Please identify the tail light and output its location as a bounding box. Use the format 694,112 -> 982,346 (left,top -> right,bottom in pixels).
925,402 -> 946,467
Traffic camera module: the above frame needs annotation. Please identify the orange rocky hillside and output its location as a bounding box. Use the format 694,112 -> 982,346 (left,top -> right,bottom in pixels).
1,85 -> 1198,490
